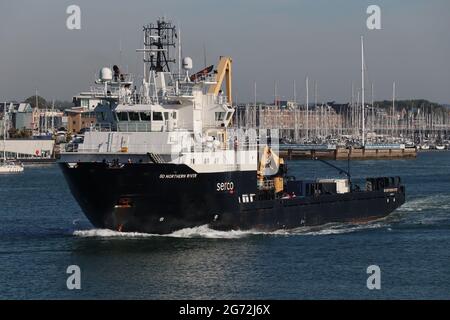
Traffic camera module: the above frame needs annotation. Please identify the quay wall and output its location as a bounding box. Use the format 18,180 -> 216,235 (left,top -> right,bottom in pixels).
280,147 -> 417,160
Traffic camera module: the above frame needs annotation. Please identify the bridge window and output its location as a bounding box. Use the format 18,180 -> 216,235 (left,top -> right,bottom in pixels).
140,112 -> 151,121
129,112 -> 140,121
215,112 -> 225,121
116,112 -> 129,121
153,112 -> 163,121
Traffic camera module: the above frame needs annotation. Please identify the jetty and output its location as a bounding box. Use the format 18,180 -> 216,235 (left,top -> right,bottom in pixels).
279,145 -> 417,160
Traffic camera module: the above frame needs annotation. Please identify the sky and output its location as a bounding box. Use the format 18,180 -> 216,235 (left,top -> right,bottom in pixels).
0,0 -> 449,104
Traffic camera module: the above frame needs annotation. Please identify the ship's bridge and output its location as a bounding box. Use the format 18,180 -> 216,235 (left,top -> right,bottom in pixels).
114,104 -> 178,132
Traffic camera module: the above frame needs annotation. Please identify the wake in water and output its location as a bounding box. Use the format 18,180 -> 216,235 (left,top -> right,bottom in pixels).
73,194 -> 450,239
73,225 -> 264,239
73,221 -> 389,239
392,193 -> 450,225
397,194 -> 450,213
281,221 -> 388,236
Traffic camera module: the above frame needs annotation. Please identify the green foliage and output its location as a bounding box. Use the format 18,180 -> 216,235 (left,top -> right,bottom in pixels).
7,128 -> 32,139
54,100 -> 74,110
24,95 -> 48,109
374,99 -> 446,112
24,96 -> 73,110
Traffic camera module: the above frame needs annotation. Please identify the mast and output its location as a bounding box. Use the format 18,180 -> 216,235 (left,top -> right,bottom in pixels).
35,89 -> 38,134
119,38 -> 123,68
203,43 -> 207,69
293,80 -> 298,142
254,81 -> 257,108
371,82 -> 374,134
306,76 -> 309,140
3,102 -> 7,161
138,19 -> 177,103
274,80 -> 277,106
361,36 -> 365,147
52,99 -> 55,132
293,79 -> 297,102
314,80 -> 318,137
178,24 -> 181,76
142,19 -> 176,73
252,81 -> 256,128
44,105 -> 48,133
143,31 -> 147,83
253,81 -> 257,128
351,81 -> 354,136
392,81 -> 396,137
357,91 -> 360,136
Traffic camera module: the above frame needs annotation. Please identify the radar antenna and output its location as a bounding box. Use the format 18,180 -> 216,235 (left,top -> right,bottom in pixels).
142,18 -> 177,73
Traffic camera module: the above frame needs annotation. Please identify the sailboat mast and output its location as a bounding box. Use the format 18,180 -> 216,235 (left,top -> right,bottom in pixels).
371,82 -> 374,133
293,79 -> 298,142
306,76 -> 309,140
392,81 -> 396,137
52,99 -> 55,132
361,36 -> 365,147
3,102 -> 7,161
351,81 -> 354,135
178,24 -> 182,76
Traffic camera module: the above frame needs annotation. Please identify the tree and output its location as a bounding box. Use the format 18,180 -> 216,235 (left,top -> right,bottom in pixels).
24,95 -> 48,109
54,100 -> 74,110
8,128 -> 32,139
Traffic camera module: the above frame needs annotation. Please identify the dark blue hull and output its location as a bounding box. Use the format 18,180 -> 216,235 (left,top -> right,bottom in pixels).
60,162 -> 405,234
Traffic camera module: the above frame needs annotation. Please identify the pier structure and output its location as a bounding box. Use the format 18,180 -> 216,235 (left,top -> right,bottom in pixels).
279,145 -> 417,160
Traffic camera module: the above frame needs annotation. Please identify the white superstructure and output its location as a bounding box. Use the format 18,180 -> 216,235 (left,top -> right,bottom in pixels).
61,19 -> 273,174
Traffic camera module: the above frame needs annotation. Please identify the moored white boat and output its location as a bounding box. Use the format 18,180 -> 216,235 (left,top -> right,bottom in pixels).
0,161 -> 24,173
1,102 -> 25,173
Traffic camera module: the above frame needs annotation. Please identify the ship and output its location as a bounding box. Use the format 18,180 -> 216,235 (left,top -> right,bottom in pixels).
59,19 -> 405,234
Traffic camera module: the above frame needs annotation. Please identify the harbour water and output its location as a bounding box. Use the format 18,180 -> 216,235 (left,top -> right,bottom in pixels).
1,152 -> 450,299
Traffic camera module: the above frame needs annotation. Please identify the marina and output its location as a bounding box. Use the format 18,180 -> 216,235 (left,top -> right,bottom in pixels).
280,144 -> 417,160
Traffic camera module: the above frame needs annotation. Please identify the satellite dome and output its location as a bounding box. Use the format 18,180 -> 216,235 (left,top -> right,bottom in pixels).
99,67 -> 113,81
182,57 -> 193,70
